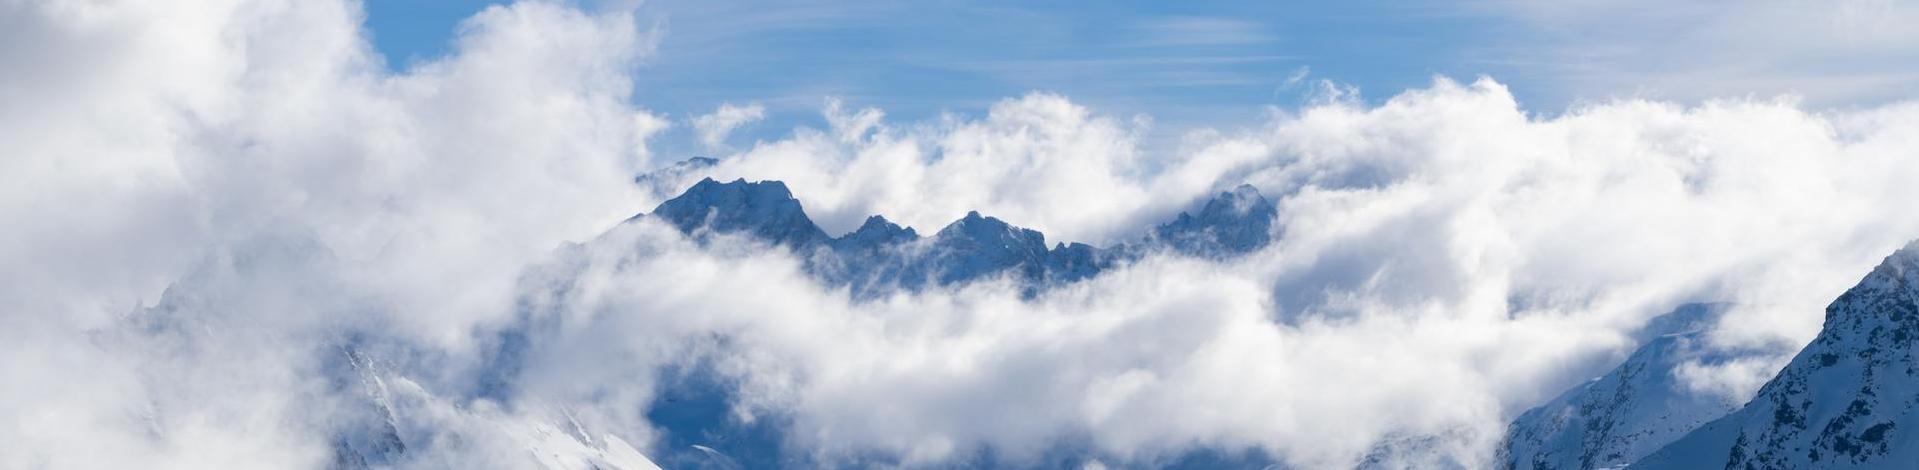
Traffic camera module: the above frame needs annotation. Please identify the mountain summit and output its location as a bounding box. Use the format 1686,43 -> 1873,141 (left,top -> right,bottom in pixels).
649,178 -> 831,247
1149,184 -> 1278,257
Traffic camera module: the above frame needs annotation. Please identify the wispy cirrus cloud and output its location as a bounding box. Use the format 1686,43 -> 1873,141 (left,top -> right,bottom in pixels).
1123,16 -> 1276,48
1465,0 -> 1919,107
691,101 -> 766,150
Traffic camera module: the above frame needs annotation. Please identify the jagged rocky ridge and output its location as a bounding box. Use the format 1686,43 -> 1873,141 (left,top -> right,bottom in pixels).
1631,241 -> 1919,469
635,177 -> 1279,298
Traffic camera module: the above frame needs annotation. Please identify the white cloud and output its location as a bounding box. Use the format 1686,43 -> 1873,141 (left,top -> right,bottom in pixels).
519,78 -> 1919,468
5,0 -> 1919,469
688,93 -> 1178,243
691,101 -> 766,150
632,110 -> 674,163
1,0 -> 660,467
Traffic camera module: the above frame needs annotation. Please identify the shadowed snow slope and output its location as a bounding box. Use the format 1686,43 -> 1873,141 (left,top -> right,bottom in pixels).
1499,303 -> 1770,470
1633,241 -> 1919,469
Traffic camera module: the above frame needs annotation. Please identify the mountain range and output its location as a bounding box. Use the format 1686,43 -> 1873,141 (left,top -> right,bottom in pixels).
629,174 -> 1919,469
131,159 -> 1919,469
635,174 -> 1919,469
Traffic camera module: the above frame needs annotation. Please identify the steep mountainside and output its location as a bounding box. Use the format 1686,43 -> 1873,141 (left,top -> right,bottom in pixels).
1500,304 -> 1768,470
1633,241 -> 1919,469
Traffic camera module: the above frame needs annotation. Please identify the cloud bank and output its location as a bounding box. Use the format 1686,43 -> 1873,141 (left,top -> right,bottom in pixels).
3,0 -> 1919,469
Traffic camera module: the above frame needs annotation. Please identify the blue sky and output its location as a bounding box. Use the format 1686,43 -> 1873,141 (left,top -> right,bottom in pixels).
365,0 -> 1919,159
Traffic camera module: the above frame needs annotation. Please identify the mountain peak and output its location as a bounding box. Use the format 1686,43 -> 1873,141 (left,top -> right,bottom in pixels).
1858,239 -> 1919,293
855,215 -> 900,233
836,215 -> 919,250
939,211 -> 1044,248
1226,183 -> 1262,201
1149,184 -> 1278,257
688,177 -> 793,199
646,178 -> 829,247
1207,184 -> 1275,218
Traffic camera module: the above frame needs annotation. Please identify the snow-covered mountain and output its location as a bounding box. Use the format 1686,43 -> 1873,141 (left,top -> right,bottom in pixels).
1499,303 -> 1770,470
1631,241 -> 1919,469
108,234 -> 666,470
646,178 -> 833,247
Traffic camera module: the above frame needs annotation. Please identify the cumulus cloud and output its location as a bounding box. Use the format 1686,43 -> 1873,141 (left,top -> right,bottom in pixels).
5,0 -> 1919,469
692,101 -> 767,150
667,93 -> 1173,244
565,78 -> 1919,467
1,0 -> 660,467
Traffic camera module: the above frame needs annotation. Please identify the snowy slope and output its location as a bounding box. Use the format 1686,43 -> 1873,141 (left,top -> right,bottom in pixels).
116,237 -> 667,470
1499,304 -> 1764,470
1633,241 -> 1919,469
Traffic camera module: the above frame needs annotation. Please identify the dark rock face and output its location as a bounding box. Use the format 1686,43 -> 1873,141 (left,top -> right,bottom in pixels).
833,215 -> 918,250
1633,241 -> 1919,469
926,211 -> 1054,285
635,178 -> 1280,299
327,346 -> 409,470
1148,184 -> 1278,258
636,178 -> 1281,298
648,178 -> 831,248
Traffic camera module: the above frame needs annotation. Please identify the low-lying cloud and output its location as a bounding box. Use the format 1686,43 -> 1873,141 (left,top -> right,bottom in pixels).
4,0 -> 1919,469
